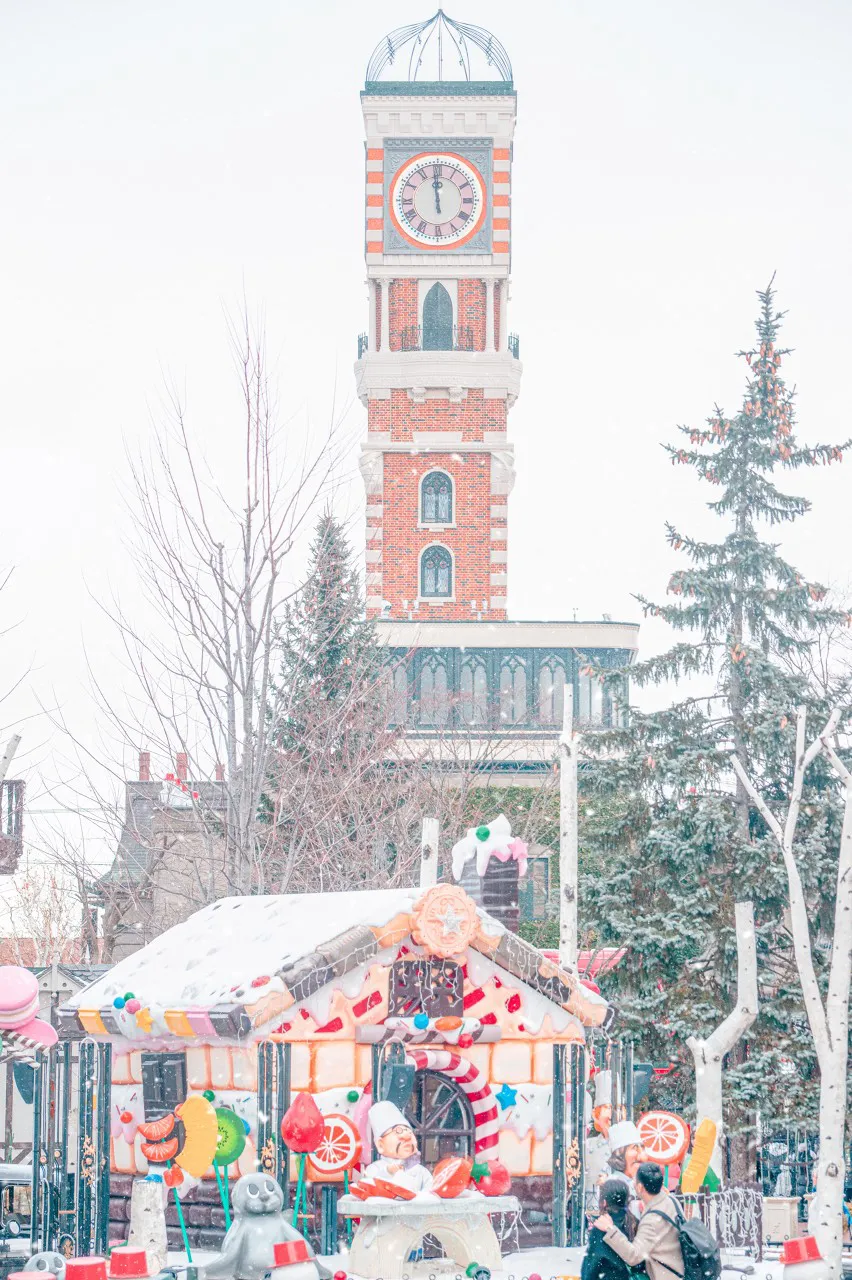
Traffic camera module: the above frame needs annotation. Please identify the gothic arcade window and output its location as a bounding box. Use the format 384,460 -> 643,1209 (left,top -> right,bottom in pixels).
578,668 -> 604,723
499,655 -> 527,724
421,471 -> 453,525
538,659 -> 566,726
418,653 -> 450,726
406,1070 -> 475,1165
422,282 -> 453,351
384,661 -> 409,726
420,545 -> 452,598
460,655 -> 488,725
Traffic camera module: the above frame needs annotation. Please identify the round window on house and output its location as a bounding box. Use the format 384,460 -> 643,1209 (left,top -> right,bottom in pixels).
420,545 -> 453,598
421,471 -> 453,525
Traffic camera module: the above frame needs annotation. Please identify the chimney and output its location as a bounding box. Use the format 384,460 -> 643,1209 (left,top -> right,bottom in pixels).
175,753 -> 188,781
138,751 -> 151,781
459,858 -> 520,933
214,762 -> 225,781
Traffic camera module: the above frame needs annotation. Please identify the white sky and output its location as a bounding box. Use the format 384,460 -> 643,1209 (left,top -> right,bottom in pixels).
2,0 -> 851,865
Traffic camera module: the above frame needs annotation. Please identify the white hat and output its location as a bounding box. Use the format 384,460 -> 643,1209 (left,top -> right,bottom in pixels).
608,1120 -> 644,1151
594,1070 -> 612,1107
369,1100 -> 411,1140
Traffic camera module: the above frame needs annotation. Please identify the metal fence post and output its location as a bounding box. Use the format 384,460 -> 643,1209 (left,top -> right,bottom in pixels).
76,1041 -> 96,1255
568,1042 -> 587,1247
624,1039 -> 634,1118
30,1056 -> 44,1252
552,1042 -> 567,1247
275,1042 -> 291,1209
95,1042 -> 112,1255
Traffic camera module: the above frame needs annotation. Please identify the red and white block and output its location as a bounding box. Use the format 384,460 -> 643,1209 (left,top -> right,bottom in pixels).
405,1048 -> 499,1154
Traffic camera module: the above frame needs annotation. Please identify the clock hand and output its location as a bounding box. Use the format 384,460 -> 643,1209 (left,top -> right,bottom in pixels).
432,164 -> 442,215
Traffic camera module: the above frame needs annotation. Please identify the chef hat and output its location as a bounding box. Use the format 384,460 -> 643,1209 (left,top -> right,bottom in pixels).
369,1100 -> 411,1140
594,1069 -> 612,1107
608,1120 -> 644,1151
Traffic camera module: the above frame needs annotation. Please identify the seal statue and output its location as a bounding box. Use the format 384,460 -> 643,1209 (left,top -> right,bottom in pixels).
204,1173 -> 328,1280
24,1253 -> 67,1280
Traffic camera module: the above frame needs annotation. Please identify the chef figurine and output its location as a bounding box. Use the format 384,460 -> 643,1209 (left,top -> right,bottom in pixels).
364,1101 -> 434,1194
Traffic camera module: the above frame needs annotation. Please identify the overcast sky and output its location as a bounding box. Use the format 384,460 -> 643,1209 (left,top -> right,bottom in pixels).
2,0 -> 851,852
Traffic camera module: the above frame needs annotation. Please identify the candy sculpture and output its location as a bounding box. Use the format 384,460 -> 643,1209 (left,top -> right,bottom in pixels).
0,966 -> 58,1049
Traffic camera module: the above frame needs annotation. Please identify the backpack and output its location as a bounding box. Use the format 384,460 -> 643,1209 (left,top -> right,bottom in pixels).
646,1204 -> 722,1280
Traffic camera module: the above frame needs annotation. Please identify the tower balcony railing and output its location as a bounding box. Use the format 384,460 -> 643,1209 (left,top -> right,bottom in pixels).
357,332 -> 369,359
398,325 -> 476,353
508,333 -> 520,359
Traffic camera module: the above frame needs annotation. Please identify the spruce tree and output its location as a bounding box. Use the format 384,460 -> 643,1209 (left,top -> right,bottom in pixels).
581,285 -> 850,1160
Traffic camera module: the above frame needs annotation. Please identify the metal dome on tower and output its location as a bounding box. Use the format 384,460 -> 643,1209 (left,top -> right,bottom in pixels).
365,10 -> 512,89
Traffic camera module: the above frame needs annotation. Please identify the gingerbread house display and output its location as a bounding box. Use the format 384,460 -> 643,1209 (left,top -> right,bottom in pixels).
58,880 -> 612,1250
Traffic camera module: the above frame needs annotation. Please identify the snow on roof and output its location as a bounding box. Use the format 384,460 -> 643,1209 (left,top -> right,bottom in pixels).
67,888 -> 421,1012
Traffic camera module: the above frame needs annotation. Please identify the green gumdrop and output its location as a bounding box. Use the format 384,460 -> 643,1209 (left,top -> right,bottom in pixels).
475,825 -> 490,842
347,1090 -> 359,1103
214,1107 -> 247,1165
124,992 -> 135,1001
202,1089 -> 216,1102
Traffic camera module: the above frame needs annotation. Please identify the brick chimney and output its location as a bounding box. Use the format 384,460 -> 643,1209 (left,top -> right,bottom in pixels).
459,859 -> 520,933
215,762 -> 225,781
138,751 -> 151,781
175,752 -> 188,781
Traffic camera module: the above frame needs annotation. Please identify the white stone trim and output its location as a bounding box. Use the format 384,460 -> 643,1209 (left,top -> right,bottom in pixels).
412,430 -> 463,444
366,549 -> 383,564
490,549 -> 508,563
376,617 -> 640,651
490,573 -> 508,586
490,596 -> 508,609
490,503 -> 509,518
490,527 -> 507,541
361,441 -> 514,459
366,158 -> 384,171
493,182 -> 511,197
366,595 -> 385,609
490,448 -> 517,496
366,572 -> 383,586
354,349 -> 522,406
366,229 -> 383,241
366,525 -> 384,541
366,504 -> 384,518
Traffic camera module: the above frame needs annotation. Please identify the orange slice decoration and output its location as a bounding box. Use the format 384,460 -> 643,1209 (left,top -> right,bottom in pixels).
637,1110 -> 691,1165
305,1114 -> 362,1183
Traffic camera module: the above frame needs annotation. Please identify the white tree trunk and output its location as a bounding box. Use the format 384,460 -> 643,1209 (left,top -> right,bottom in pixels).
559,686 -> 579,975
685,901 -> 758,1180
419,816 -> 439,888
732,707 -> 851,1277
128,1175 -> 168,1273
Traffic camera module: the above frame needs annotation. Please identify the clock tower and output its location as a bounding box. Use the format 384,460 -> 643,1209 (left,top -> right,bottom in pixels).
356,13 -> 638,758
356,12 -> 519,623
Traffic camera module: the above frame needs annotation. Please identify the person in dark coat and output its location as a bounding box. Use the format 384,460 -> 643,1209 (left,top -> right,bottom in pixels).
582,1179 -> 641,1280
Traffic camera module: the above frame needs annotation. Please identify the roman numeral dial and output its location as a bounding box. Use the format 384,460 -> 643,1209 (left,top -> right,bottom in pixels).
390,152 -> 486,249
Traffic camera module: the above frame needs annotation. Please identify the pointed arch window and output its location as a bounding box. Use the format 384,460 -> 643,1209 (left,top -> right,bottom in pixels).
422,282 -> 453,351
421,471 -> 453,525
499,656 -> 527,725
420,545 -> 453,599
419,654 -> 450,727
538,659 -> 566,726
460,655 -> 488,725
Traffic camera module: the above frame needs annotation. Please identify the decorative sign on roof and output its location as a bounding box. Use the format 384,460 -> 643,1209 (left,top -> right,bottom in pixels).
410,885 -> 479,957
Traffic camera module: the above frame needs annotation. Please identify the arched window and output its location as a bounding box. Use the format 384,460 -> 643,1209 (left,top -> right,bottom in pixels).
578,668 -> 604,723
406,1069 -> 475,1165
419,654 -> 449,727
420,545 -> 453,598
500,656 -> 527,724
460,655 -> 488,725
538,659 -> 565,726
422,282 -> 453,351
384,661 -> 409,726
421,471 -> 453,525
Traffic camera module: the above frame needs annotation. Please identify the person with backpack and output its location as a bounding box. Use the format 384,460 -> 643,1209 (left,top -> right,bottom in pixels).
581,1180 -> 642,1280
594,1162 -> 722,1280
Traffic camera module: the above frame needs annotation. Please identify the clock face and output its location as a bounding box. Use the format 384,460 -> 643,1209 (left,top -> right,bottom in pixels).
389,151 -> 487,249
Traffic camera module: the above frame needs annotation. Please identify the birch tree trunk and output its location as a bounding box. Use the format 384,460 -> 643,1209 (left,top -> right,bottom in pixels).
732,706 -> 851,1276
685,901 -> 758,1180
559,686 -> 579,975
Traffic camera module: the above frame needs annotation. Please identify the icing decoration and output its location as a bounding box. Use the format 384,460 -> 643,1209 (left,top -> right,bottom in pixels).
125,999 -> 141,1014
679,1117 -> 717,1193
346,1090 -> 359,1103
413,1013 -> 429,1029
637,1111 -> 690,1166
451,814 -> 529,880
405,1048 -> 499,1153
111,1093 -> 142,1144
280,1091 -> 324,1153
494,1083 -> 518,1110
113,997 -> 126,1010
305,1113 -> 361,1182
410,885 -> 478,958
135,1008 -> 153,1032
174,1095 -> 219,1177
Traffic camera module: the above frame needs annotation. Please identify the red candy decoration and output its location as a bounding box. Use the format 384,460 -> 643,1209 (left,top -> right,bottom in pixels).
505,993 -> 521,1013
473,1157 -> 512,1197
458,1033 -> 473,1048
273,1243 -> 310,1267
334,1272 -> 348,1280
280,1091 -> 325,1153
108,1248 -> 149,1278
251,975 -> 271,988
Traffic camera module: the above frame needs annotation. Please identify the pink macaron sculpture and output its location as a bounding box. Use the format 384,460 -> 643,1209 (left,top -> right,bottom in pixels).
0,966 -> 58,1049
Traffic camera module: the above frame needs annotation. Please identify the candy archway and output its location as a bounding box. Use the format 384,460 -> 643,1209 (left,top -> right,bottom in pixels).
404,1048 -> 499,1155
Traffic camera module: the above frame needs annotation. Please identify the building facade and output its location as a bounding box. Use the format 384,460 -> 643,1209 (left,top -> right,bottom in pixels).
355,15 -> 638,753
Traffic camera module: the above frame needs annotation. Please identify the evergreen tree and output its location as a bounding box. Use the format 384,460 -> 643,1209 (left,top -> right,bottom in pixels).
582,285 -> 850,1156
